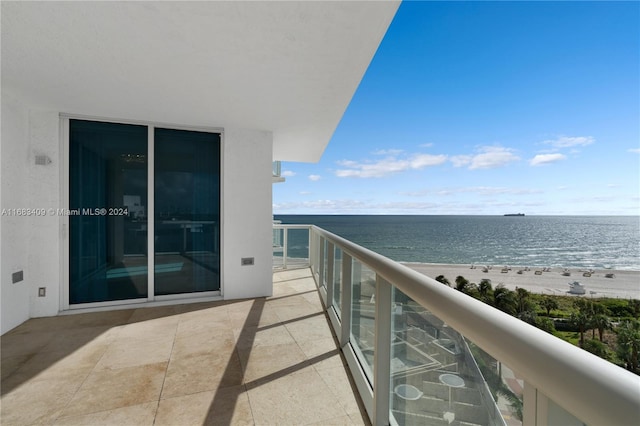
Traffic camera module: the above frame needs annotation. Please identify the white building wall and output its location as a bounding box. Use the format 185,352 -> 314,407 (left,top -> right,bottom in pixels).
27,111 -> 61,318
222,128 -> 273,299
1,94 -> 31,334
1,102 -> 274,333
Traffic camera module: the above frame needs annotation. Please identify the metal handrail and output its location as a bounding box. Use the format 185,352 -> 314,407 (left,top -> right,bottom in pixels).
309,225 -> 640,426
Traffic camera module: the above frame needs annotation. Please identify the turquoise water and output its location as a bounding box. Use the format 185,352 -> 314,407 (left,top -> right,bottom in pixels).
274,215 -> 640,271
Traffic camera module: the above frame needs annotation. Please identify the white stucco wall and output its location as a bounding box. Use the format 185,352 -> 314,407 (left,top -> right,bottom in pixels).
1,94 -> 31,333
1,102 -> 274,333
27,111 -> 61,318
222,128 -> 273,299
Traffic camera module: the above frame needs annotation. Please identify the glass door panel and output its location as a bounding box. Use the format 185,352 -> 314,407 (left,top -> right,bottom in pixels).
154,128 -> 221,295
69,120 -> 148,304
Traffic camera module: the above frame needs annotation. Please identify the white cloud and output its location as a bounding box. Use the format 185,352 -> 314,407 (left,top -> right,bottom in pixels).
299,191 -> 311,195
281,170 -> 296,177
410,154 -> 448,169
628,148 -> 640,154
530,153 -> 566,166
451,146 -> 520,170
450,155 -> 473,168
308,174 -> 321,181
372,149 -> 404,156
401,186 -> 542,197
335,153 -> 447,178
543,136 -> 594,149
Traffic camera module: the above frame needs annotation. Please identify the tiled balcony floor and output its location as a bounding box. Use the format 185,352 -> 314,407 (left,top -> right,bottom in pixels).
1,268 -> 369,425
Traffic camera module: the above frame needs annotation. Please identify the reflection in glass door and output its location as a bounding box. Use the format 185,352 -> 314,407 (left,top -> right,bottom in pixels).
154,128 -> 221,296
69,120 -> 148,304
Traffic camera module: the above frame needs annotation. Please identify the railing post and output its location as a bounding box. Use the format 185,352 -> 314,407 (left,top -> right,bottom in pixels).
373,274 -> 392,426
523,381 -> 538,426
318,237 -> 325,288
340,253 -> 352,347
282,227 -> 288,269
326,242 -> 335,307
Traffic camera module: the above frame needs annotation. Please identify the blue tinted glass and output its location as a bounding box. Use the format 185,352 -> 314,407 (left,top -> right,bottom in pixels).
69,119 -> 148,304
154,128 -> 220,295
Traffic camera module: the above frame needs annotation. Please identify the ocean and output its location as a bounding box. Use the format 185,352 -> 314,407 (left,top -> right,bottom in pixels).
274,215 -> 640,271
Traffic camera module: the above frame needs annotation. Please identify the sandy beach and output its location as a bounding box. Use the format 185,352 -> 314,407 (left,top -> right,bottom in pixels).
403,262 -> 640,300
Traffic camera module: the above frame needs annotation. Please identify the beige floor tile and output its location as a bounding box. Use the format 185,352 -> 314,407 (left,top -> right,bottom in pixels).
271,300 -> 323,322
39,325 -> 117,352
127,305 -> 181,323
94,335 -> 174,370
0,354 -> 33,381
5,342 -> 108,385
171,327 -> 236,359
237,342 -> 308,384
175,315 -> 230,337
62,310 -> 135,329
116,315 -> 179,340
1,330 -> 55,359
348,411 -> 370,425
233,324 -> 296,350
272,268 -> 313,283
155,386 -> 253,426
285,313 -> 334,343
161,351 -> 243,399
307,414 -> 357,425
247,368 -> 347,425
297,337 -> 345,371
61,362 -> 167,418
1,370 -> 88,425
53,401 -> 157,426
228,304 -> 281,328
174,299 -> 226,312
318,366 -> 364,416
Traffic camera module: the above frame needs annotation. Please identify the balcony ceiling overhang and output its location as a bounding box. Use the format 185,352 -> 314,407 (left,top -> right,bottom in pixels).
1,1 -> 399,162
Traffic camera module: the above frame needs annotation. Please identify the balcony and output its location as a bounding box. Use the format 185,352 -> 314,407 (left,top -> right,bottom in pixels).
2,225 -> 638,425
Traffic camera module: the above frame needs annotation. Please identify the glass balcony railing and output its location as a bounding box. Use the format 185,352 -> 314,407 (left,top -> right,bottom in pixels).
273,224 -> 640,426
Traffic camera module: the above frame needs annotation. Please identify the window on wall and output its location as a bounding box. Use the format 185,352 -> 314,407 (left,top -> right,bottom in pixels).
68,119 -> 221,305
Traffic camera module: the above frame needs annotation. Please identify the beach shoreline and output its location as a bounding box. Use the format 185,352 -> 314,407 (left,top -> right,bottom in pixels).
402,262 -> 640,300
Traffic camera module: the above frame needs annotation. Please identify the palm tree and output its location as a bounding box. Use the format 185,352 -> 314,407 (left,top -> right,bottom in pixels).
629,299 -> 640,319
591,313 -> 612,342
570,308 -> 591,348
493,285 -> 516,315
435,275 -> 450,286
616,319 -> 640,373
478,279 -> 493,301
455,275 -> 469,291
540,296 -> 559,317
515,287 -> 531,314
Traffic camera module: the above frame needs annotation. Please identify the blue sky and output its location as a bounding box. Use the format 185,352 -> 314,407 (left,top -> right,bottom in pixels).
273,1 -> 639,215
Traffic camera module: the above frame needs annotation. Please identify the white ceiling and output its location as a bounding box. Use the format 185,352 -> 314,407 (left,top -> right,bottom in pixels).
1,1 -> 399,162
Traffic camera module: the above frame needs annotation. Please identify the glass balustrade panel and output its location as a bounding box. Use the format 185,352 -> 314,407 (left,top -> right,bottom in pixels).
272,228 -> 284,269
321,240 -> 328,289
332,247 -> 342,317
389,287 -> 514,426
286,228 -> 310,268
350,259 -> 376,384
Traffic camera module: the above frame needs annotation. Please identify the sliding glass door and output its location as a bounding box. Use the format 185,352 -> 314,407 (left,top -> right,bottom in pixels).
68,119 -> 220,306
154,128 -> 221,295
69,120 -> 149,304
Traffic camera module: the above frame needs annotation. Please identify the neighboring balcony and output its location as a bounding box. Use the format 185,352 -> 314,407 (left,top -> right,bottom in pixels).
272,161 -> 285,183
274,224 -> 640,426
